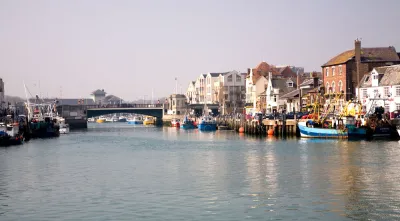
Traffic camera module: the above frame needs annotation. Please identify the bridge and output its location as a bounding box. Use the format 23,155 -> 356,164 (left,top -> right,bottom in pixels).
85,103 -> 165,120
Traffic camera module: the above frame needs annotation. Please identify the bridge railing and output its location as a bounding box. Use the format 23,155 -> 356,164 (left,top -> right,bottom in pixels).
84,103 -> 164,109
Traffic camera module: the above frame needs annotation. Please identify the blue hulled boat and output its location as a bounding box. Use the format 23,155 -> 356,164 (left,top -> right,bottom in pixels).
298,121 -> 348,139
180,116 -> 195,129
198,116 -> 217,131
128,116 -> 143,124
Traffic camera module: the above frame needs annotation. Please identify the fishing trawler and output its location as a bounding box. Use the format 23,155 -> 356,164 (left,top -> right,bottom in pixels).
180,116 -> 195,129
198,104 -> 217,131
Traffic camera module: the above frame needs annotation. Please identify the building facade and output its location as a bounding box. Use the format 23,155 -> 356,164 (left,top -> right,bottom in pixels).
91,89 -> 106,104
167,94 -> 187,115
357,65 -> 400,117
322,40 -> 400,101
0,78 -> 4,109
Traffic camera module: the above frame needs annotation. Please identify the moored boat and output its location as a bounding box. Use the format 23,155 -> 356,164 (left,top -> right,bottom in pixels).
58,117 -> 69,134
298,121 -> 348,139
180,116 -> 195,129
143,116 -> 155,125
96,117 -> 106,123
198,115 -> 217,131
118,116 -> 127,122
171,118 -> 180,128
128,116 -> 143,124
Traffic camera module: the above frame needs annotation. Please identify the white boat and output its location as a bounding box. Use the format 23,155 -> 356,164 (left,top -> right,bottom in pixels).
106,117 -> 113,122
128,116 -> 143,124
57,117 -> 69,134
87,117 -> 95,122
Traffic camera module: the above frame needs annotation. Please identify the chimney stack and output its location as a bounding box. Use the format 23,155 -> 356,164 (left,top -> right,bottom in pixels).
355,39 -> 361,87
313,72 -> 318,88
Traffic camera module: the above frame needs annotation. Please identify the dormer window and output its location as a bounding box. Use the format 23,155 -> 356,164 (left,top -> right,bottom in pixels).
287,80 -> 294,87
373,75 -> 378,80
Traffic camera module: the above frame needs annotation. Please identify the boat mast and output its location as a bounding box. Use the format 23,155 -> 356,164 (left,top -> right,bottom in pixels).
23,82 -> 33,120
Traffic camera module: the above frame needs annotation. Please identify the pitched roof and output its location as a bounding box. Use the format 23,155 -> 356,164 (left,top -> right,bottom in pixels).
377,65 -> 400,86
104,95 -> 122,102
209,73 -> 222,77
280,89 -> 300,99
91,89 -> 106,95
271,78 -> 297,95
323,47 -> 400,67
299,78 -> 323,87
359,65 -> 400,87
255,61 -> 271,71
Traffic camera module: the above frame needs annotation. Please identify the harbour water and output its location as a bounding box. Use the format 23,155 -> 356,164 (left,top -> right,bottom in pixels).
1,123 -> 400,220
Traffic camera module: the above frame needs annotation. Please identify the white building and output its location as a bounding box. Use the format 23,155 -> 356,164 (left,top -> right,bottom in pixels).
91,89 -> 106,105
167,94 -> 187,115
186,81 -> 196,104
205,73 -> 221,104
265,72 -> 297,113
217,70 -> 246,114
245,68 -> 268,114
357,65 -> 400,116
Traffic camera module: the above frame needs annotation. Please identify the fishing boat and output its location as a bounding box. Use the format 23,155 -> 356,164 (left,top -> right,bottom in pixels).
198,115 -> 217,131
143,116 -> 155,125
171,118 -> 180,128
298,120 -> 348,138
87,117 -> 95,122
180,116 -> 195,129
105,117 -> 113,122
128,116 -> 143,124
96,117 -> 106,123
118,116 -> 127,122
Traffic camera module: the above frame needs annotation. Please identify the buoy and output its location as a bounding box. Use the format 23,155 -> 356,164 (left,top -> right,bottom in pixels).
267,129 -> 274,135
239,127 -> 244,133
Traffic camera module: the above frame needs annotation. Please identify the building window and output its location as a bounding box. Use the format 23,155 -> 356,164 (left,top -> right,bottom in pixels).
273,95 -> 277,102
332,67 -> 335,76
326,82 -> 330,92
362,88 -> 367,98
331,81 -> 335,93
373,89 -> 379,97
397,103 -> 400,111
227,75 -> 233,82
338,80 -> 343,93
236,75 -> 241,82
384,87 -> 389,97
396,86 -> 400,97
287,82 -> 293,87
339,65 -> 342,75
373,75 -> 378,80
325,67 -> 329,77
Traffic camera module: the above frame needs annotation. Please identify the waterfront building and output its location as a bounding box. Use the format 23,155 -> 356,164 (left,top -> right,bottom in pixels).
265,72 -> 297,113
322,39 -> 400,101
280,72 -> 322,112
214,70 -> 246,115
167,94 -> 187,115
357,64 -> 400,117
186,81 -> 196,104
91,89 -> 106,105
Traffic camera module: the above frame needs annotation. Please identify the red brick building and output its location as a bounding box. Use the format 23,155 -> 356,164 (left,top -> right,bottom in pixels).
322,40 -> 400,101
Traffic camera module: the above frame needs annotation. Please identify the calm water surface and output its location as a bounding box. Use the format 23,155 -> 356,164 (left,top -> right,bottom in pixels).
1,123 -> 400,220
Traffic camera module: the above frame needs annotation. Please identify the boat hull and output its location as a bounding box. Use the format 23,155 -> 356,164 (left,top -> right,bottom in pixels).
346,125 -> 367,139
143,121 -> 154,125
128,121 -> 143,124
59,128 -> 69,134
96,119 -> 106,123
118,119 -> 127,122
298,122 -> 348,138
181,123 -> 196,129
198,123 -> 217,131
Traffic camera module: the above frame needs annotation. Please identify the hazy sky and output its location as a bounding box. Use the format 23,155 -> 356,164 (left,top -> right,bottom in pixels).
1,0 -> 399,100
